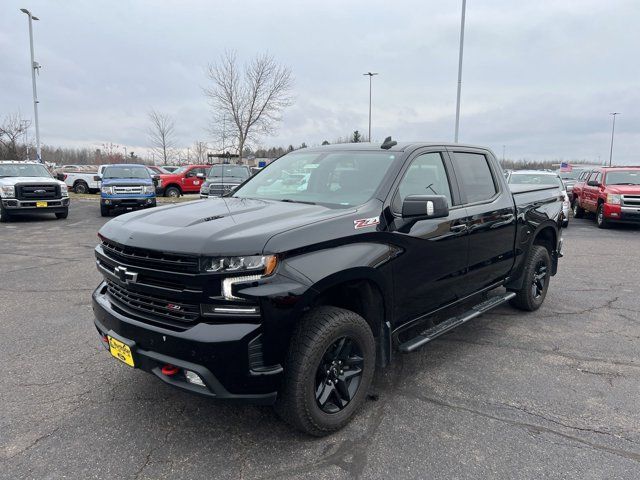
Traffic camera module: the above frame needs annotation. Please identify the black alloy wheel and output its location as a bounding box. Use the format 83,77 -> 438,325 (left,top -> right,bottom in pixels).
531,260 -> 548,300
315,336 -> 364,414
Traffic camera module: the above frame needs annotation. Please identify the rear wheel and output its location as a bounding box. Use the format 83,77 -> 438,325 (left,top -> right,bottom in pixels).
74,181 -> 89,194
276,306 -> 375,436
596,203 -> 608,229
573,200 -> 584,218
100,205 -> 110,217
55,208 -> 68,219
509,245 -> 551,312
164,186 -> 180,198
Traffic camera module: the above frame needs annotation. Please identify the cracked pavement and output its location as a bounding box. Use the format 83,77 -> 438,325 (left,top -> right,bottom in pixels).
0,201 -> 639,479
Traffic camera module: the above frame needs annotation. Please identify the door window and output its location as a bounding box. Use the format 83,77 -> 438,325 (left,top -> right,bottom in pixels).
452,153 -> 497,203
394,152 -> 452,211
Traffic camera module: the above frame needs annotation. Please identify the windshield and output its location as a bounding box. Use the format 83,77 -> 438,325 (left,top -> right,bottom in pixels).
605,170 -> 640,185
509,173 -> 563,188
0,163 -> 51,178
103,166 -> 150,179
233,151 -> 398,207
171,166 -> 187,175
208,165 -> 250,179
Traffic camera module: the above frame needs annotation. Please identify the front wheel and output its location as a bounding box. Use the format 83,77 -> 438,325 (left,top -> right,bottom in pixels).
509,245 -> 552,312
276,306 -> 375,436
55,209 -> 69,219
0,203 -> 11,223
100,205 -> 110,217
573,201 -> 584,218
596,204 -> 609,229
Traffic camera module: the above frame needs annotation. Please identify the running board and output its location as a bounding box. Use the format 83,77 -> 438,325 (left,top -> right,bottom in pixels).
398,292 -> 516,353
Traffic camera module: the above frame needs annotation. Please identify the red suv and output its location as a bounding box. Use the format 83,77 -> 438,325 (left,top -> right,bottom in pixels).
157,164 -> 210,197
572,166 -> 640,228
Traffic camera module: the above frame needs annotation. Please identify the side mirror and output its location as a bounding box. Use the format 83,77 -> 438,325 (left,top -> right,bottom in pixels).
56,173 -> 65,181
587,180 -> 600,187
93,175 -> 101,182
402,195 -> 449,219
196,173 -> 205,179
151,175 -> 159,186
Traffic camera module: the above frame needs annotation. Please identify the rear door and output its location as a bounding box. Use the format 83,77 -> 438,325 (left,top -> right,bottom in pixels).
448,148 -> 517,295
389,148 -> 469,323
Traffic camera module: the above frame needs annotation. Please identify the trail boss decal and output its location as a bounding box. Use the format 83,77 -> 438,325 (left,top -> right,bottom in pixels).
354,217 -> 380,229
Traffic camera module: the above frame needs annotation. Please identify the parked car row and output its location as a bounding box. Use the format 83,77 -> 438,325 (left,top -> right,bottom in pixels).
571,166 -> 640,228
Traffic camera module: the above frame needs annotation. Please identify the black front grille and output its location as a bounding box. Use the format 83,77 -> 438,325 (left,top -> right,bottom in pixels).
622,195 -> 640,207
101,239 -> 200,273
106,280 -> 200,323
16,184 -> 60,200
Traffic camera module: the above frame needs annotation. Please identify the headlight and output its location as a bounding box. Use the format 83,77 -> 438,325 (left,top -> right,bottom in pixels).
61,184 -> 69,197
606,194 -> 621,205
200,186 -> 209,194
101,186 -> 113,195
0,185 -> 16,198
204,255 -> 277,274
157,179 -> 162,188
144,185 -> 155,194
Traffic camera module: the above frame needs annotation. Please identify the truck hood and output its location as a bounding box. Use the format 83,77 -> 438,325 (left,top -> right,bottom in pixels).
0,176 -> 64,187
604,185 -> 640,195
98,197 -> 356,256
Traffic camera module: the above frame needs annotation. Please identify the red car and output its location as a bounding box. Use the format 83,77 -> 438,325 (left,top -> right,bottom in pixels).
157,164 -> 210,197
572,166 -> 640,228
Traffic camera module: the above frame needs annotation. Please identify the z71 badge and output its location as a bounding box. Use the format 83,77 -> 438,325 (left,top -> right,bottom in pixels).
354,217 -> 380,229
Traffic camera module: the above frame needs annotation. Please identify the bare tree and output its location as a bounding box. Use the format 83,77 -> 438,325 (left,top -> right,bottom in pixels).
0,113 -> 31,160
204,51 -> 294,162
191,141 -> 209,163
147,110 -> 176,165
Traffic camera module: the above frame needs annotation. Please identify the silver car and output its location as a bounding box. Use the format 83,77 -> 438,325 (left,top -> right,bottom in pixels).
507,170 -> 570,227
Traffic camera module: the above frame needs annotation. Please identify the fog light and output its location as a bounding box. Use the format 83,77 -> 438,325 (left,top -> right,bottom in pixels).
104,199 -> 111,205
611,212 -> 619,217
147,198 -> 153,204
185,370 -> 205,387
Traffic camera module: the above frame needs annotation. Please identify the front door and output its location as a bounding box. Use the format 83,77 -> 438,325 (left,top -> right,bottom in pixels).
389,150 -> 469,324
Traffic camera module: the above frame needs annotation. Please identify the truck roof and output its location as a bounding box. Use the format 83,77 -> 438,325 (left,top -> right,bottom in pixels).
302,141 -> 490,153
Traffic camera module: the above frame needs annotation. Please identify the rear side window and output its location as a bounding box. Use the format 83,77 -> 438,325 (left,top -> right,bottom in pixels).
452,152 -> 497,203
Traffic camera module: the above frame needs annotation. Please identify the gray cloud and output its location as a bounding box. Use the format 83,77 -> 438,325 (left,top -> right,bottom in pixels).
1,0 -> 638,163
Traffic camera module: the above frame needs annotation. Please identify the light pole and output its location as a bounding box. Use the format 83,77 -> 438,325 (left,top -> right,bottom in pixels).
608,112 -> 620,167
454,0 -> 467,143
363,72 -> 378,142
20,8 -> 42,162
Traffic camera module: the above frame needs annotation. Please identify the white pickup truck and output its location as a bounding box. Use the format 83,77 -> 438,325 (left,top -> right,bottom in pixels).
59,168 -> 100,194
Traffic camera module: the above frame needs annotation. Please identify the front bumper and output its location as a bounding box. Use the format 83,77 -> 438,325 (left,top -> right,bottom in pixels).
92,282 -> 278,404
603,204 -> 640,224
101,196 -> 156,208
1,197 -> 69,213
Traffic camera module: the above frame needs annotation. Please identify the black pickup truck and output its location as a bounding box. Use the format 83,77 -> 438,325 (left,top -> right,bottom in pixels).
92,140 -> 564,435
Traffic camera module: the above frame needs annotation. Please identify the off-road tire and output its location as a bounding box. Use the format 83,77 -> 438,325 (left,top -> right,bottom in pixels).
573,201 -> 584,218
596,203 -> 609,229
0,203 -> 11,223
164,186 -> 181,198
275,306 -> 375,436
509,245 -> 551,312
74,181 -> 89,194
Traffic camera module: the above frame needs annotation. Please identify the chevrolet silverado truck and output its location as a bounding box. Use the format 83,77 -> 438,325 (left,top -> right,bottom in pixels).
157,164 -> 210,197
199,164 -> 251,198
99,164 -> 156,217
92,140 -> 564,435
0,161 -> 70,222
572,166 -> 640,228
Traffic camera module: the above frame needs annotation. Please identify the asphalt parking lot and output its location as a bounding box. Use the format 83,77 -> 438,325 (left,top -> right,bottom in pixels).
1,200 -> 639,479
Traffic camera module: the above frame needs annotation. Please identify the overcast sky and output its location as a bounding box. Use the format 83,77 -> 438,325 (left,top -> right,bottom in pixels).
1,0 -> 639,163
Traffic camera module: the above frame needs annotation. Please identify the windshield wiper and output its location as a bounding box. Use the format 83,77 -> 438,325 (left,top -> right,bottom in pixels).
278,199 -> 316,205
